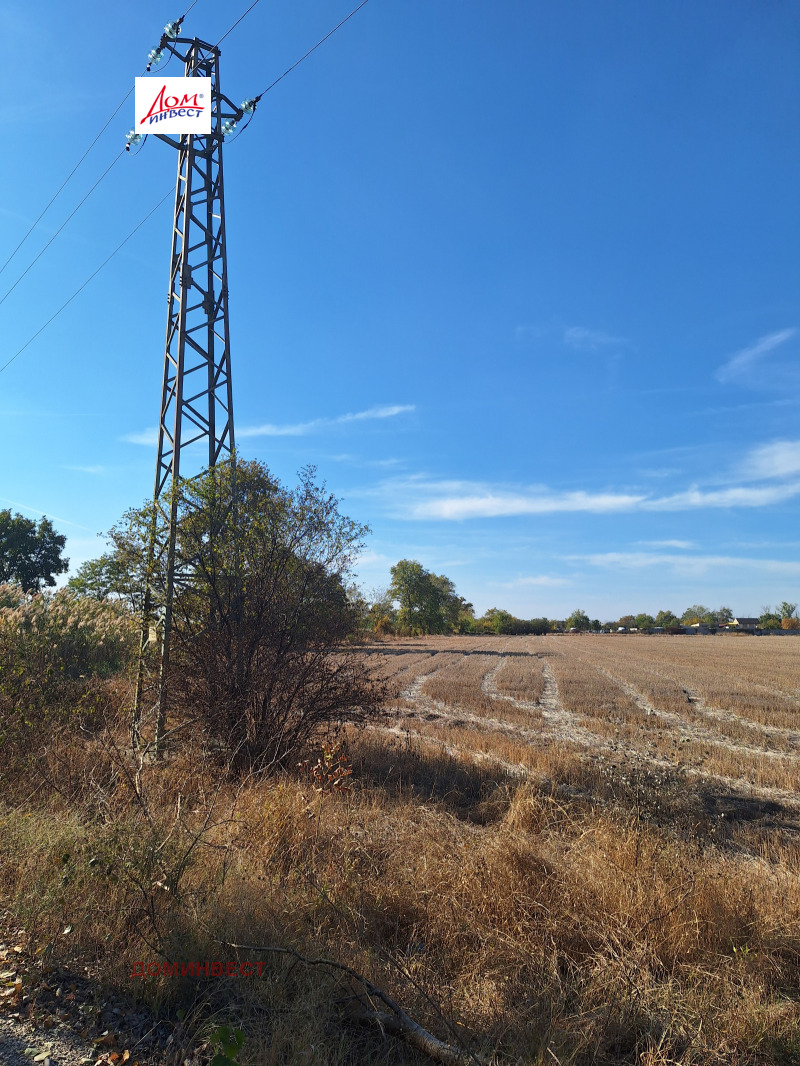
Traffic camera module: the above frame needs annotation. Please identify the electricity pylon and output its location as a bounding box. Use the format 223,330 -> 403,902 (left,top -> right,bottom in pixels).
133,34 -> 246,752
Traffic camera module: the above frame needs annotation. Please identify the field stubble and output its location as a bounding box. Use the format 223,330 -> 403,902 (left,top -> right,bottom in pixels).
2,634 -> 800,1065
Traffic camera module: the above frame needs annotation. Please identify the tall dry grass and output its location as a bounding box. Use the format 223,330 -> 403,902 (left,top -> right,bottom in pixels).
3,635 -> 800,1064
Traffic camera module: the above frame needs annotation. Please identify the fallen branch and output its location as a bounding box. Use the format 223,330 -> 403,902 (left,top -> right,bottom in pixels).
218,939 -> 486,1065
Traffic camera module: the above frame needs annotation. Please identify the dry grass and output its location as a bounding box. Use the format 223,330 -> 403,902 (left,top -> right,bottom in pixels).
490,650 -> 546,704
3,634 -> 800,1064
567,634 -> 800,730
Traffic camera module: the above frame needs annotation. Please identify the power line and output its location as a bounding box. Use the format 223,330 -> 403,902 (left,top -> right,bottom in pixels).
0,0 -> 373,377
0,190 -> 173,379
0,104 -> 132,282
0,149 -> 126,311
0,2 -> 199,282
255,0 -> 372,100
216,0 -> 261,46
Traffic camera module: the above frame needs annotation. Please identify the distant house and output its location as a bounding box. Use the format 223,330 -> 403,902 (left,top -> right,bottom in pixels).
728,617 -> 759,631
685,622 -> 710,634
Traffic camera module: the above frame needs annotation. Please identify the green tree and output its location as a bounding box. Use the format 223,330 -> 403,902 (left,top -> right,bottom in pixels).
481,608 -> 516,635
67,551 -> 140,609
430,573 -> 473,631
634,613 -> 656,631
759,606 -> 782,630
618,614 -> 636,630
778,601 -> 798,620
566,608 -> 591,632
0,510 -> 68,592
655,609 -> 680,628
112,459 -> 384,770
362,586 -> 396,633
388,560 -> 467,634
716,606 -> 734,624
681,605 -> 714,625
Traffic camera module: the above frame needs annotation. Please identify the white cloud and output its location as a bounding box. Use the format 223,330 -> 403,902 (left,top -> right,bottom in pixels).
0,495 -> 94,532
563,326 -> 628,351
643,482 -> 800,510
504,575 -> 569,587
379,445 -> 800,521
411,488 -> 645,520
356,550 -> 392,567
716,328 -> 797,383
741,439 -> 800,481
238,404 -> 414,438
399,478 -> 800,521
572,551 -> 800,579
121,427 -> 158,446
341,405 -> 413,423
238,420 -> 315,438
64,465 -> 105,475
639,539 -> 694,549
122,407 -> 414,446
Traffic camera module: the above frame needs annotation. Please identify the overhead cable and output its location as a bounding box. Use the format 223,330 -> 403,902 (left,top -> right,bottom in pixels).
254,0 -> 372,101
0,149 -> 126,311
0,2 -> 198,282
0,105 -> 132,281
216,0 -> 261,46
0,190 -> 173,379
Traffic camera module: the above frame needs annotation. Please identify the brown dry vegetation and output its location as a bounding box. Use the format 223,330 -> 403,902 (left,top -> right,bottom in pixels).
2,633 -> 800,1064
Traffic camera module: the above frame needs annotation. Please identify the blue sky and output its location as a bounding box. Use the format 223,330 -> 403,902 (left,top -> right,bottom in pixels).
1,0 -> 798,619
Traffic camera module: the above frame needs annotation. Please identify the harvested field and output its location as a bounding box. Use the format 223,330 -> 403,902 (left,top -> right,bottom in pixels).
371,633 -> 800,801
4,634 -> 800,1066
336,633 -> 800,1062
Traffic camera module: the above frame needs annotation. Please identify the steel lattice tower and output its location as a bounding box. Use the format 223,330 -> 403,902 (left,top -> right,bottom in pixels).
134,36 -> 244,750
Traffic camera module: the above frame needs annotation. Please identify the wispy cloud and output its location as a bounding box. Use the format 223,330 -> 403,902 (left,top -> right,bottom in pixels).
639,539 -> 694,549
563,326 -> 628,351
238,404 -> 415,439
121,427 -> 158,446
504,575 -> 570,587
64,465 -> 105,475
356,550 -> 393,567
716,328 -> 797,383
377,435 -> 800,521
410,486 -> 646,520
121,406 -> 414,447
741,439 -> 800,481
0,496 -> 94,532
642,482 -> 800,510
406,481 -> 800,521
572,551 -> 800,579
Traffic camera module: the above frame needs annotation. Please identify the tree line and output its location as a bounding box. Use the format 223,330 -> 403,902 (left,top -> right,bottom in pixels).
359,561 -> 800,636
2,511 -> 797,640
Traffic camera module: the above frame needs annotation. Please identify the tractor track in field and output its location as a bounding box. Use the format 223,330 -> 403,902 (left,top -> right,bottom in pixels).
370,648 -> 800,812
593,667 -> 800,762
